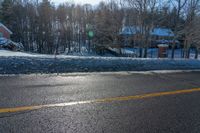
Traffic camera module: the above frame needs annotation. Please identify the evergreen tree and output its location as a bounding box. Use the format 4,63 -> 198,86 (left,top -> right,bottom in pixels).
0,0 -> 14,28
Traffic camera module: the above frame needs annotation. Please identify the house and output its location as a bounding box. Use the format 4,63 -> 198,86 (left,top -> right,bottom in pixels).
119,26 -> 141,46
120,26 -> 179,47
0,23 -> 23,51
150,28 -> 180,47
0,22 -> 13,39
151,28 -> 174,39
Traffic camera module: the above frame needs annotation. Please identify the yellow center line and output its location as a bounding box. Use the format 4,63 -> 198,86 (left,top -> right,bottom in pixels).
1,88 -> 200,114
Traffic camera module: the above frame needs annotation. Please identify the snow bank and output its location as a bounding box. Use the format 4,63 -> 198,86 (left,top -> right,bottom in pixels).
0,50 -> 200,74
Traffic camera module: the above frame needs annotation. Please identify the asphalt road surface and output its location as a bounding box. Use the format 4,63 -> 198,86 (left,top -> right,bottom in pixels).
0,71 -> 200,133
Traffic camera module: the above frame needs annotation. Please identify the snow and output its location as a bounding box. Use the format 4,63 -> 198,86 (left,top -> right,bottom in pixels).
121,48 -> 136,54
0,38 -> 9,46
121,48 -> 200,59
120,26 -> 175,37
120,26 -> 141,35
156,40 -> 180,44
0,49 -> 200,74
151,28 -> 174,37
0,50 -> 39,57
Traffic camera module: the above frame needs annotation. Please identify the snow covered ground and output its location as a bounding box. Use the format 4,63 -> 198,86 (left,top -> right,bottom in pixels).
0,50 -> 200,74
122,48 -> 200,59
0,50 -> 114,58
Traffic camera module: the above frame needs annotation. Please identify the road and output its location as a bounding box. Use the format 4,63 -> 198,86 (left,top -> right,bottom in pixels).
0,71 -> 200,133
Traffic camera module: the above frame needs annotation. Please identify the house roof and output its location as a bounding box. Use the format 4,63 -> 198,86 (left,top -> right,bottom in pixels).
120,26 -> 141,35
0,22 -> 13,34
151,28 -> 174,37
120,26 -> 174,37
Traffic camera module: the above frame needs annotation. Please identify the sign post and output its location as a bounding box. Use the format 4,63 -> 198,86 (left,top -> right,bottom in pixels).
88,30 -> 94,53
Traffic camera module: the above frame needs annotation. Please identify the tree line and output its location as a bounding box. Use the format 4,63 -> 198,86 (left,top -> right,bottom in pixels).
0,0 -> 200,58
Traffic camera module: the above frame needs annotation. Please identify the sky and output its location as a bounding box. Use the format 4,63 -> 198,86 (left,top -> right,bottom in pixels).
51,0 -> 105,5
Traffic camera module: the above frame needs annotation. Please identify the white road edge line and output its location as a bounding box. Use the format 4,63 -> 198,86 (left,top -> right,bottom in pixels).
0,69 -> 200,77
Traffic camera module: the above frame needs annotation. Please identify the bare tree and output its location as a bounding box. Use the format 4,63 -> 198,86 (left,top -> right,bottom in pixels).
93,1 -> 123,53
182,0 -> 200,58
192,17 -> 200,59
169,0 -> 187,58
1,0 -> 199,59
124,0 -> 157,58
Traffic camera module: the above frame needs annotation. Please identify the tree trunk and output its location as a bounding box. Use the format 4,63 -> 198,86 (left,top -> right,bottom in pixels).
171,46 -> 175,59
187,48 -> 190,59
171,41 -> 175,59
79,33 -> 81,53
88,39 -> 91,53
181,48 -> 184,58
144,47 -> 148,58
68,41 -> 71,53
184,39 -> 188,59
139,48 -> 143,58
195,47 -> 198,59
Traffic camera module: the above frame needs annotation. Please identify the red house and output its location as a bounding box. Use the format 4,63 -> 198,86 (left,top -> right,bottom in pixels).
0,22 -> 13,39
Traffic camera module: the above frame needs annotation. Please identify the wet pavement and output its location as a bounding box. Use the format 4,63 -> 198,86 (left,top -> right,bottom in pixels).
0,71 -> 200,133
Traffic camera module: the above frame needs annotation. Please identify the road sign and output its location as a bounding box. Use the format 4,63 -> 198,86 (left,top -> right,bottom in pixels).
88,31 -> 94,38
